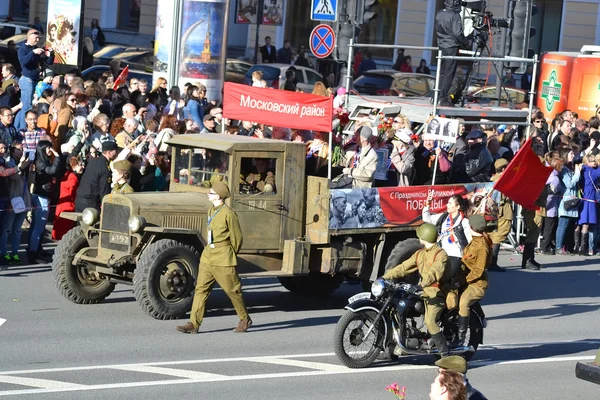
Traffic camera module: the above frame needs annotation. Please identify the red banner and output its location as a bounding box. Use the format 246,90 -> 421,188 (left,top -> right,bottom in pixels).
113,65 -> 129,90
223,82 -> 333,132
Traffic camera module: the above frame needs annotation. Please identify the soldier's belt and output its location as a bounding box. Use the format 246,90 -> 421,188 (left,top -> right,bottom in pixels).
428,283 -> 440,288
209,240 -> 232,249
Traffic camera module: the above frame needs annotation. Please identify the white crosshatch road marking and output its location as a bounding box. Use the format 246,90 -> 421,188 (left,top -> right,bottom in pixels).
0,347 -> 595,397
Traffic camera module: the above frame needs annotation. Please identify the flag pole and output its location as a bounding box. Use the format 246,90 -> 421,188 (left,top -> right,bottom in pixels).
328,131 -> 332,179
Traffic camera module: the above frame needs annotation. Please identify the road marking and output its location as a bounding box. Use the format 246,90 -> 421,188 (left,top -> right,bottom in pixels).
250,357 -> 348,372
0,375 -> 85,389
0,318 -> 5,327
0,353 -> 595,397
110,365 -> 224,380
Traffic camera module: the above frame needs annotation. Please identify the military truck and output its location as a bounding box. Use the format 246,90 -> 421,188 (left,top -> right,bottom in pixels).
53,133 -> 494,319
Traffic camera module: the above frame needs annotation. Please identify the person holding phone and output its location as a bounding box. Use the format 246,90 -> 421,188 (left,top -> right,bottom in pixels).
20,110 -> 47,154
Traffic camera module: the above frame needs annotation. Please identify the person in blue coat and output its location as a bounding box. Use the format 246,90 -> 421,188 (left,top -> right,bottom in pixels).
556,148 -> 582,255
184,85 -> 204,130
577,154 -> 600,255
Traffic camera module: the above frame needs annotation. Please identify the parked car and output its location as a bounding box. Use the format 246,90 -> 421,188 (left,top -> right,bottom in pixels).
469,86 -> 528,106
93,45 -> 135,61
81,65 -> 153,84
0,34 -> 33,50
353,70 -> 435,97
94,49 -> 154,72
226,59 -> 253,83
243,63 -> 323,92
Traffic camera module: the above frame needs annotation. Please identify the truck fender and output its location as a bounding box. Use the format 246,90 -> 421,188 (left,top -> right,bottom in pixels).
138,227 -> 206,255
344,299 -> 390,344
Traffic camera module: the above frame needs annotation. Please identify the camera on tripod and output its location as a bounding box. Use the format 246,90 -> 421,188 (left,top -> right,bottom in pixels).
461,0 -> 509,30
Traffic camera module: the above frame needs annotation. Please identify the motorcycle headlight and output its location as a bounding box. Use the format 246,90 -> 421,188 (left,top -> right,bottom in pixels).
371,279 -> 385,298
81,208 -> 99,225
128,215 -> 146,233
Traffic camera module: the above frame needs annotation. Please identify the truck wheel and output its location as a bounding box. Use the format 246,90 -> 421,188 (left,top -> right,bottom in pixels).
383,238 -> 423,284
52,227 -> 115,304
278,273 -> 343,296
133,239 -> 199,320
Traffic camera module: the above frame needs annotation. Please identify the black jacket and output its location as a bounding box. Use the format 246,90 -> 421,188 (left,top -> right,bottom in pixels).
75,154 -> 112,212
435,1 -> 470,49
260,45 -> 277,63
33,145 -> 61,198
465,143 -> 493,182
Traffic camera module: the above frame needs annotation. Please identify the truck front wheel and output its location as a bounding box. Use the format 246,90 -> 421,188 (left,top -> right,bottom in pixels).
52,227 -> 115,304
278,273 -> 343,296
133,239 -> 199,320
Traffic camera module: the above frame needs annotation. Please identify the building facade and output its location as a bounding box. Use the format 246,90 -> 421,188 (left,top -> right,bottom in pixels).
4,0 -> 600,62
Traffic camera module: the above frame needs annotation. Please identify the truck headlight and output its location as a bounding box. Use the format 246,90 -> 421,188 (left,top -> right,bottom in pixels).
128,215 -> 146,233
371,278 -> 385,298
81,208 -> 99,225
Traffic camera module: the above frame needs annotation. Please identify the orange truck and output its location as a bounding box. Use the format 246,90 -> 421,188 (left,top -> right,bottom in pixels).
536,46 -> 600,121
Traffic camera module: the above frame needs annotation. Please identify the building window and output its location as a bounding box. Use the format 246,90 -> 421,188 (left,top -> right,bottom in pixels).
118,0 -> 141,31
9,0 -> 29,20
357,2 -> 397,60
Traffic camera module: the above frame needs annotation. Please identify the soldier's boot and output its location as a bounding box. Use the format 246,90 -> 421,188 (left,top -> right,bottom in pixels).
451,316 -> 470,348
574,230 -> 582,255
233,317 -> 253,333
176,322 -> 199,334
487,244 -> 505,272
529,243 -> 544,268
521,243 -> 540,270
430,332 -> 450,357
579,233 -> 590,256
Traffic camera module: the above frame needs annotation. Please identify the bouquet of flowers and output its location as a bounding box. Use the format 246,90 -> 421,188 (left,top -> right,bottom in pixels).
386,383 -> 407,399
377,112 -> 394,144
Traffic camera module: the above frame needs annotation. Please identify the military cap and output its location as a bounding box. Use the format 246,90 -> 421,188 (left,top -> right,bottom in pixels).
435,355 -> 467,374
211,181 -> 230,200
494,158 -> 509,170
358,126 -> 373,140
469,214 -> 487,232
393,129 -> 412,144
112,160 -> 132,172
466,130 -> 486,140
331,191 -> 347,202
102,141 -> 118,152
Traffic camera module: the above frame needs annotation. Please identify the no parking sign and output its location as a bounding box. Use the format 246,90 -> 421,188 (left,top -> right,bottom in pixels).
309,24 -> 335,59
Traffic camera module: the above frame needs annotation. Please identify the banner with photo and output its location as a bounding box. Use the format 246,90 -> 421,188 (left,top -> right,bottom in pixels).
235,0 -> 259,24
46,0 -> 82,65
329,183 -> 499,230
261,0 -> 284,25
423,117 -> 459,143
153,0 -> 176,84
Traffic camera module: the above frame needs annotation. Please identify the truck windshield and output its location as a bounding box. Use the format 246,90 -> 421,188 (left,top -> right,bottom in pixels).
174,146 -> 229,187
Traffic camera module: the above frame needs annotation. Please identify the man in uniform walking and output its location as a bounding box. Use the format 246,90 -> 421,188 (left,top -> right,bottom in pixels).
383,223 -> 450,356
488,158 -> 512,272
177,181 -> 252,334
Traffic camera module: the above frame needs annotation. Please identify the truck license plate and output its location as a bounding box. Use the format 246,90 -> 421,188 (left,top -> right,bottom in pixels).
109,233 -> 129,245
348,292 -> 371,303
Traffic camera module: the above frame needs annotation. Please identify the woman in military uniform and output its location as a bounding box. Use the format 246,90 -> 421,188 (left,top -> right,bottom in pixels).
111,160 -> 135,194
383,223 -> 450,356
453,214 -> 490,348
177,181 -> 252,334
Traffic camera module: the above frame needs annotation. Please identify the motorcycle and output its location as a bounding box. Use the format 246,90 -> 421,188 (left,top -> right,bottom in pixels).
333,279 -> 485,369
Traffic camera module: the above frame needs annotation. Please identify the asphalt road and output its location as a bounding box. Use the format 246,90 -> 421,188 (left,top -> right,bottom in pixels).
1,244 -> 599,400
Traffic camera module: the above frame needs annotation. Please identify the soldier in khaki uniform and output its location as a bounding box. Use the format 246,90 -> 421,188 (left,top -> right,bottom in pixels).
383,223 -> 450,356
176,181 -> 252,334
453,215 -> 490,348
488,158 -> 512,272
111,160 -> 135,194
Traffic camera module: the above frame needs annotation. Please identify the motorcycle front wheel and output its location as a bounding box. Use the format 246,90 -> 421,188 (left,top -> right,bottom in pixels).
333,310 -> 385,368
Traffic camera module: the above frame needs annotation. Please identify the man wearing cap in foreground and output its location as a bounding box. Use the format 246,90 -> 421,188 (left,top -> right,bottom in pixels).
383,223 -> 450,356
488,158 -> 512,272
177,181 -> 252,334
390,128 -> 416,186
200,114 -> 218,134
436,356 -> 488,399
75,141 -> 119,212
450,215 -> 489,349
111,160 -> 135,194
343,126 -> 378,188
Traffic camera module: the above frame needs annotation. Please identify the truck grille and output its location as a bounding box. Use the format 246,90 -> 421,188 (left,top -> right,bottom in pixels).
100,203 -> 131,252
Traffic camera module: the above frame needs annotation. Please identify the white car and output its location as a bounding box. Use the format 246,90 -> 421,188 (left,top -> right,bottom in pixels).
244,63 -> 324,93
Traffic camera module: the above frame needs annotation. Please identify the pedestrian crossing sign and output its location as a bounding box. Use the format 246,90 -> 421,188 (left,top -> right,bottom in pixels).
311,0 -> 338,22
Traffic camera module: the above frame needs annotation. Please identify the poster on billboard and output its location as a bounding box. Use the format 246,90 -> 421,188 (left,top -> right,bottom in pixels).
329,183 -> 498,230
46,0 -> 82,65
179,0 -> 226,101
262,0 -> 284,25
235,0 -> 259,24
423,117 -> 458,143
153,0 -> 175,86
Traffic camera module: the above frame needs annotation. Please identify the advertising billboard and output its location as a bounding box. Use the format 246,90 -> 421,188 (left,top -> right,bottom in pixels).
46,0 -> 83,65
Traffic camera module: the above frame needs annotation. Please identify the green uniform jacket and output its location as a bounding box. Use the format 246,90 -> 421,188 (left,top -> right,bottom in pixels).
491,173 -> 513,221
382,245 -> 448,299
112,182 -> 134,194
200,204 -> 243,266
461,235 -> 490,290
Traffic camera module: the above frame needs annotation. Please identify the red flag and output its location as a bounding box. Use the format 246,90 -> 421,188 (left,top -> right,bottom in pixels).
112,65 -> 129,90
493,138 -> 553,210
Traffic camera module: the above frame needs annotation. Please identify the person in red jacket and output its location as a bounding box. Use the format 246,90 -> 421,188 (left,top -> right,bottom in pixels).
52,156 -> 84,241
400,55 -> 413,73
